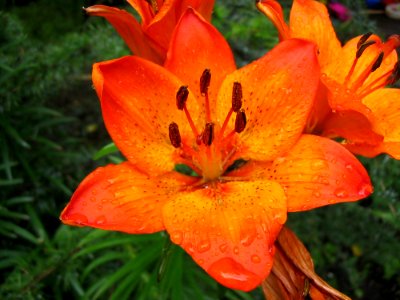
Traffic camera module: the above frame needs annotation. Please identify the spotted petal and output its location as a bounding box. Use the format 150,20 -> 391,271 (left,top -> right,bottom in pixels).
163,180 -> 287,291
60,162 -> 197,233
93,56 -> 201,175
217,39 -> 320,161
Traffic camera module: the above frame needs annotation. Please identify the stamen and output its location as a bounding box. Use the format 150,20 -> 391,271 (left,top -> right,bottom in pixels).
388,62 -> 400,84
371,52 -> 384,72
232,82 -> 243,112
356,41 -> 376,59
200,69 -> 211,95
235,109 -> 247,133
202,122 -> 214,146
357,32 -> 373,49
200,69 -> 212,122
176,86 -> 189,110
145,0 -> 159,14
169,122 -> 181,148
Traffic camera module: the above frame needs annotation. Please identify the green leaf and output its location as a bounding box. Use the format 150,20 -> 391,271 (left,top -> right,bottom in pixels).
92,142 -> 119,160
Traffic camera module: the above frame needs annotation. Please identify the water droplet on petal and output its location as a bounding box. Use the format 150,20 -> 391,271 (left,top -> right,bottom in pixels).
240,232 -> 256,247
311,159 -> 329,170
358,183 -> 372,197
334,188 -> 348,198
251,255 -> 261,264
197,240 -> 211,253
219,244 -> 228,253
345,164 -> 353,170
170,231 -> 183,244
95,215 -> 107,225
313,191 -> 321,198
233,247 -> 239,255
67,213 -> 88,225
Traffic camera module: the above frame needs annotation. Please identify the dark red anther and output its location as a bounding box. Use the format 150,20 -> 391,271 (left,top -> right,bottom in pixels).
356,40 -> 376,59
200,69 -> 211,95
202,122 -> 214,146
232,82 -> 243,112
388,62 -> 400,84
371,52 -> 384,72
169,122 -> 181,148
235,109 -> 247,133
176,86 -> 189,110
357,32 -> 373,49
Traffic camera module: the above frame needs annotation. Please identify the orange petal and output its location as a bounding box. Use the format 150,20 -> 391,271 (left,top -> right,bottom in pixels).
360,88 -> 400,158
163,180 -> 287,291
322,110 -> 384,145
127,0 -> 154,26
246,135 -> 372,212
165,8 -> 236,116
256,0 -> 290,40
290,0 -> 342,70
85,5 -> 162,64
217,39 -> 320,161
60,162 -> 196,233
93,56 -> 201,175
176,0 -> 215,22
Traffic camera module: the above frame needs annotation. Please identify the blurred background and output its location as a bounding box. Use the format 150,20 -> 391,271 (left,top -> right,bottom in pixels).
0,0 -> 399,299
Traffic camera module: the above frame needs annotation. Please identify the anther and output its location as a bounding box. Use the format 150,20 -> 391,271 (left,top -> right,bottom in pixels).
200,69 -> 211,95
371,52 -> 384,72
232,82 -> 243,112
202,122 -> 214,146
235,109 -> 247,133
169,122 -> 181,148
176,86 -> 189,110
388,62 -> 400,84
357,32 -> 373,49
356,40 -> 376,59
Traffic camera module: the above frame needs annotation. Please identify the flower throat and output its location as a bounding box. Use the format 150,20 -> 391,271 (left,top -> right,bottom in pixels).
168,69 -> 247,182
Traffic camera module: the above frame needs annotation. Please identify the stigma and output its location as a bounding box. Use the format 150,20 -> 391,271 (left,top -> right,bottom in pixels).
168,69 -> 247,182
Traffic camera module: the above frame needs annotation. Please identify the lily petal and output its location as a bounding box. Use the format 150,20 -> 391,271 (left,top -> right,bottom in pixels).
269,135 -> 372,211
163,180 -> 287,291
217,39 -> 319,161
236,135 -> 372,211
93,56 -> 201,175
60,162 -> 196,233
362,88 -> 400,158
322,110 -> 384,145
165,8 -> 236,115
290,0 -> 342,70
85,5 -> 162,63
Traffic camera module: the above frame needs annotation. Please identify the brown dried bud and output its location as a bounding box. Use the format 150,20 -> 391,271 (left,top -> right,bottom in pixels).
235,109 -> 247,133
232,82 -> 243,112
200,69 -> 211,95
169,122 -> 181,148
202,122 -> 214,146
176,86 -> 189,110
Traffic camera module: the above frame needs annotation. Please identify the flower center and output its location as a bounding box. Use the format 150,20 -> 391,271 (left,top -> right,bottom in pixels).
323,33 -> 400,109
145,0 -> 163,15
168,69 -> 247,182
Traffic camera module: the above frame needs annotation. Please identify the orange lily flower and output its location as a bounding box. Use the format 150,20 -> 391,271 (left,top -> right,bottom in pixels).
257,0 -> 400,158
85,0 -> 215,64
60,9 -> 372,291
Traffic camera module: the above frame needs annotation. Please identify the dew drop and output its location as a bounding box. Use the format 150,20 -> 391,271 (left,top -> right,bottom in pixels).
95,215 -> 107,225
233,247 -> 239,255
334,188 -> 348,198
358,183 -> 372,197
197,240 -> 211,253
240,232 -> 256,247
251,255 -> 261,264
170,231 -> 183,244
68,213 -> 88,225
345,164 -> 353,170
311,159 -> 329,170
219,244 -> 228,253
313,191 -> 321,198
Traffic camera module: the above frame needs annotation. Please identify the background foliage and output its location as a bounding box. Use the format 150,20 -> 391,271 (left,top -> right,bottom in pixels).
0,0 -> 399,299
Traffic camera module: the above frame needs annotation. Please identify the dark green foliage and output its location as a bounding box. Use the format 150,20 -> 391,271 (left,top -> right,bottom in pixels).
1,0 -> 399,299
